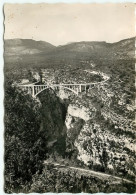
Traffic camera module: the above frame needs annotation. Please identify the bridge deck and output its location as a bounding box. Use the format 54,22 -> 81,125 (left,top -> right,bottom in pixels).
19,83 -> 96,87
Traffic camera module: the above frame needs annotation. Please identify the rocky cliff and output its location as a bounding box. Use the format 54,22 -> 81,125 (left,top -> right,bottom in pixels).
56,82 -> 135,182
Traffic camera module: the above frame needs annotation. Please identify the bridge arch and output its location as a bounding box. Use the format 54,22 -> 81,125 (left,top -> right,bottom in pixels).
34,86 -> 51,97
34,85 -> 79,97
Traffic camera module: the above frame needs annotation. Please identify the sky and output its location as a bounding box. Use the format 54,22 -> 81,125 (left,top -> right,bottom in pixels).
4,3 -> 135,46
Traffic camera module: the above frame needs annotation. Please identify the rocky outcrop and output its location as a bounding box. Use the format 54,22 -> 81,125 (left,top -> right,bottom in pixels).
58,86 -> 135,181
67,104 -> 90,121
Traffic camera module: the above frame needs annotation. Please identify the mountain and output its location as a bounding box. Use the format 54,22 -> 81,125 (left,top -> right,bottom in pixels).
4,39 -> 56,56
4,37 -> 135,70
50,37 -> 135,59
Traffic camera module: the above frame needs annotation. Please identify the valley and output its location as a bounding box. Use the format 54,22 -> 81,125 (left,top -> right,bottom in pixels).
4,37 -> 135,193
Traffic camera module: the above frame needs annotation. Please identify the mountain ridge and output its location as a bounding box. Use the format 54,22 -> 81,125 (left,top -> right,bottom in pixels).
4,38 -> 56,56
5,36 -> 135,48
4,37 -> 135,70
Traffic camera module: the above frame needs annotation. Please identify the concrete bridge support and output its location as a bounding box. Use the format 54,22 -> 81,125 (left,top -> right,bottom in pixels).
79,85 -> 82,93
31,86 -> 35,97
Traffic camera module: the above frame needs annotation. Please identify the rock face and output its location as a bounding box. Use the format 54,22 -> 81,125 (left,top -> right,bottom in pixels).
67,104 -> 90,121
56,85 -> 135,182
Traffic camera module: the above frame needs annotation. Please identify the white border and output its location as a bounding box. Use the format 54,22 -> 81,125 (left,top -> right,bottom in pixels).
0,0 -> 135,195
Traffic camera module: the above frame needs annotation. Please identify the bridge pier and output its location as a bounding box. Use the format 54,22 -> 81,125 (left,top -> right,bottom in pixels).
32,86 -> 35,97
79,85 -> 81,93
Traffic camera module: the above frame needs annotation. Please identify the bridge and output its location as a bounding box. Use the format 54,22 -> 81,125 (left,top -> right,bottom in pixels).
18,83 -> 95,98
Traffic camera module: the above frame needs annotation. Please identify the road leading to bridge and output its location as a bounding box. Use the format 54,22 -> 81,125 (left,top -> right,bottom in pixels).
44,161 -> 133,184
18,70 -> 110,97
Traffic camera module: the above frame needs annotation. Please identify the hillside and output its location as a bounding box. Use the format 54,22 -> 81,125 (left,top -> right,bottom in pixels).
49,37 -> 135,60
4,37 -> 135,70
4,39 -> 56,58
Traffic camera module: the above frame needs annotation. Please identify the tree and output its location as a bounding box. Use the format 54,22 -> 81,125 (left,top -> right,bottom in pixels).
4,79 -> 47,193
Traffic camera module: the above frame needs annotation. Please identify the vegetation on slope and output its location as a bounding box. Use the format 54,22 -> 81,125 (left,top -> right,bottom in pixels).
4,78 -> 67,193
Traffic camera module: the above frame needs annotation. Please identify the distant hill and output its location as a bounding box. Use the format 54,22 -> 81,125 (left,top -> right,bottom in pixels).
4,37 -> 135,70
4,39 -> 56,56
52,37 -> 135,59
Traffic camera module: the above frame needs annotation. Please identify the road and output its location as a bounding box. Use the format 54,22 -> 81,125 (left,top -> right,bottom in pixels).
69,166 -> 133,183
44,161 -> 133,184
84,70 -> 110,84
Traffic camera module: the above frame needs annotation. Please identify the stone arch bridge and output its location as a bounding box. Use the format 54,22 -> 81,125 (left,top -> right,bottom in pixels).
18,83 -> 96,98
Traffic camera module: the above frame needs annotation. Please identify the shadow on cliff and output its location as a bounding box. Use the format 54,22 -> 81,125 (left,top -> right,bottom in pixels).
38,89 -> 69,158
